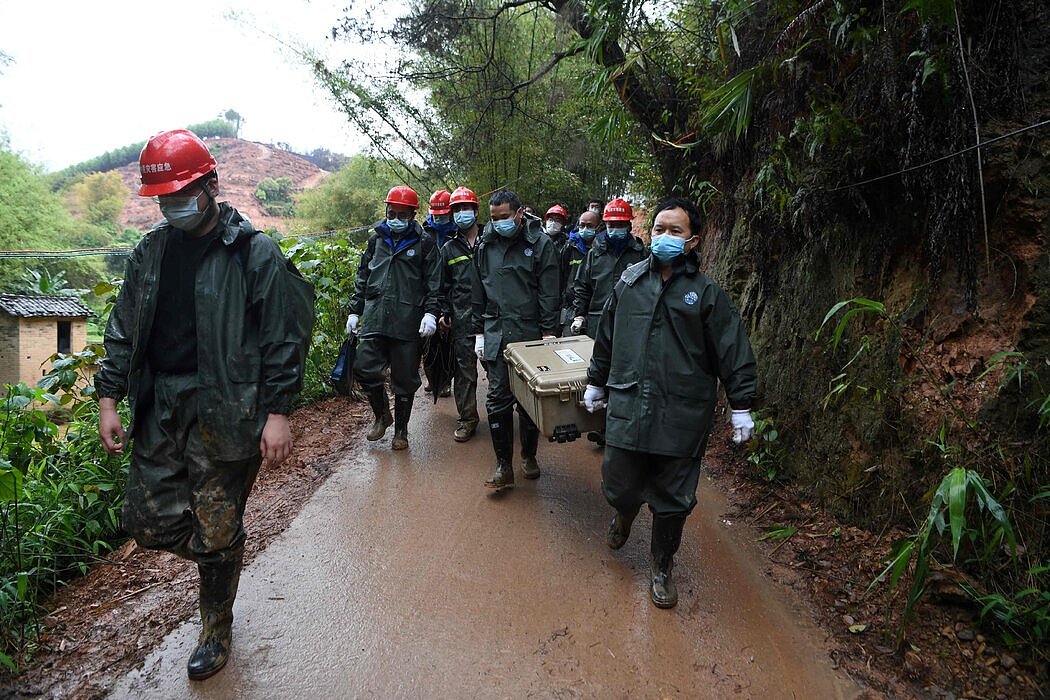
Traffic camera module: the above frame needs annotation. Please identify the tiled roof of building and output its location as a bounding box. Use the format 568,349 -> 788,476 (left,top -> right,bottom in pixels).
0,293 -> 94,318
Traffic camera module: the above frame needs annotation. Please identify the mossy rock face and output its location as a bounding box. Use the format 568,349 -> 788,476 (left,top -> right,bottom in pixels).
699,104 -> 1049,529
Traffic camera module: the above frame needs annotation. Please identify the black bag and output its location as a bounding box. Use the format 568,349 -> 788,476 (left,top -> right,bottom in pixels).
330,334 -> 358,396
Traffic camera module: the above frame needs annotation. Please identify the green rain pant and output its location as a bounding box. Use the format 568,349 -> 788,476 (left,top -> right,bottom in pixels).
355,334 -> 422,396
601,444 -> 705,517
122,372 -> 261,566
452,335 -> 479,426
484,346 -> 536,428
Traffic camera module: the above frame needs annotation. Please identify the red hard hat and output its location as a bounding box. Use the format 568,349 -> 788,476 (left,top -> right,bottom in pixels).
545,204 -> 568,219
385,185 -> 419,209
448,186 -> 478,206
428,190 -> 451,215
137,129 -> 217,197
602,197 -> 633,222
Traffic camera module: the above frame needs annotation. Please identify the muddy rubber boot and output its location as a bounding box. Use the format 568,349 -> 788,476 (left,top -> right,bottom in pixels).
649,514 -> 686,609
365,386 -> 393,441
519,413 -> 541,480
484,410 -> 515,489
187,558 -> 242,680
607,505 -> 640,550
453,420 -> 478,443
391,394 -> 412,450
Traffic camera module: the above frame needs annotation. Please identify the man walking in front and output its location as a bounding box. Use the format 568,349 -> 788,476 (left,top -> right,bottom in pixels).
96,129 -> 314,679
473,189 -> 560,489
584,197 -> 757,609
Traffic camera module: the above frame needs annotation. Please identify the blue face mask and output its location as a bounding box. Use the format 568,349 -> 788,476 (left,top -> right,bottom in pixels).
492,218 -> 518,238
386,218 -> 410,235
606,226 -> 629,241
454,210 -> 476,229
650,233 -> 687,263
578,227 -> 597,242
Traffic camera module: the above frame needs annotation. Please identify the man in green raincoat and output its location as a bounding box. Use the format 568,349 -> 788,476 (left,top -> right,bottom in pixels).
584,197 -> 758,610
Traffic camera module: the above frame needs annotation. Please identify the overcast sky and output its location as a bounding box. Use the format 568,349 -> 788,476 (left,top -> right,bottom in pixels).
0,1 -> 376,171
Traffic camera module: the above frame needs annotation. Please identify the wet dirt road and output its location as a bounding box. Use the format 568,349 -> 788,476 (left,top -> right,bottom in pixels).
111,388 -> 861,699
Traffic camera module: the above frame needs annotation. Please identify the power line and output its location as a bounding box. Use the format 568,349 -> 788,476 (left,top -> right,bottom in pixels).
0,225 -> 376,259
824,118 -> 1050,193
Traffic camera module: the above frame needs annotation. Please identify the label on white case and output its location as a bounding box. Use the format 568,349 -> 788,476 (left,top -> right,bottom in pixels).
554,349 -> 585,364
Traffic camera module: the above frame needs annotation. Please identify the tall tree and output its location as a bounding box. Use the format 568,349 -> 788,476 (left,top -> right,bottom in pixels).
313,0 -> 652,209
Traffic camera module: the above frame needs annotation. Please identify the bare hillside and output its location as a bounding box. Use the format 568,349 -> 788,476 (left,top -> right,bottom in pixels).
117,138 -> 328,233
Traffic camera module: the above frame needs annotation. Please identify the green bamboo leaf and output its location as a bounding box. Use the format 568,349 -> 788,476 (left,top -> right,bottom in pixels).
868,538 -> 914,593
816,299 -> 853,339
946,467 -> 967,558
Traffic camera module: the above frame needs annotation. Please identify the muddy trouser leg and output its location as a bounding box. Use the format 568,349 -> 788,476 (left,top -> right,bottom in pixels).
598,446 -> 647,549
517,408 -> 541,479
452,335 -> 479,427
484,349 -> 515,417
123,372 -> 259,563
484,351 -> 516,486
644,450 -> 703,609
122,373 -> 259,676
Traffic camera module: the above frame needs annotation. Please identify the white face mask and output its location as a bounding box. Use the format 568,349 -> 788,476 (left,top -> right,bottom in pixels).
546,221 -> 563,234
160,190 -> 208,231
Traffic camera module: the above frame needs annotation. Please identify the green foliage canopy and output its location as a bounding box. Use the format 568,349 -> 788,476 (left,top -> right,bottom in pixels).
0,150 -> 105,291
294,156 -> 394,233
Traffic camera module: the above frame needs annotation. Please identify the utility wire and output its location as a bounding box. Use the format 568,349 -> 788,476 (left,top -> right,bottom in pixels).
824,119 -> 1050,193
0,175 -> 530,260
0,225 -> 375,259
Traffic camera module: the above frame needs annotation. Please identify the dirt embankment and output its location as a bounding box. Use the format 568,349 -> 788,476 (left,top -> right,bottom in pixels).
117,138 -> 328,234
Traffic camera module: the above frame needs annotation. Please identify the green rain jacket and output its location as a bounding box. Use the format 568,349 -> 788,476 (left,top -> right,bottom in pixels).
95,203 -> 315,461
439,228 -> 481,340
471,215 -> 560,361
572,232 -> 648,338
559,236 -> 589,327
350,220 -> 442,341
587,252 -> 758,458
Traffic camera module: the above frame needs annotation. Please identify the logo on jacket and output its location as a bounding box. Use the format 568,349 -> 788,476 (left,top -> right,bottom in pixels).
683,291 -> 698,305
407,249 -> 416,257
524,248 -> 533,257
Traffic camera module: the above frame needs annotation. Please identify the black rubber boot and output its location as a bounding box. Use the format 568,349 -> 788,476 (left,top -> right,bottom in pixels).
365,386 -> 393,441
606,505 -> 640,550
519,413 -> 541,480
187,557 -> 242,680
392,394 -> 412,450
649,514 -> 686,609
484,410 -> 515,489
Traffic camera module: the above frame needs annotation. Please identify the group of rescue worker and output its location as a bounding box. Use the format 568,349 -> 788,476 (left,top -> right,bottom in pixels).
344,182 -> 758,614
95,128 -> 758,681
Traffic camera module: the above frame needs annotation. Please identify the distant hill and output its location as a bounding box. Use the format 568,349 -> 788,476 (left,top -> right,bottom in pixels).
116,138 -> 329,233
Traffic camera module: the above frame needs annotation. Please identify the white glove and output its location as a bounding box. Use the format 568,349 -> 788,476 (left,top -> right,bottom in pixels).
419,312 -> 437,338
346,314 -> 359,334
542,334 -> 556,340
474,334 -> 484,360
583,384 -> 607,413
570,316 -> 585,335
731,409 -> 754,444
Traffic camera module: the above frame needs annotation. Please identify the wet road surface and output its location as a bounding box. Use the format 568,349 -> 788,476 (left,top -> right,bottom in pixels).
111,387 -> 861,698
